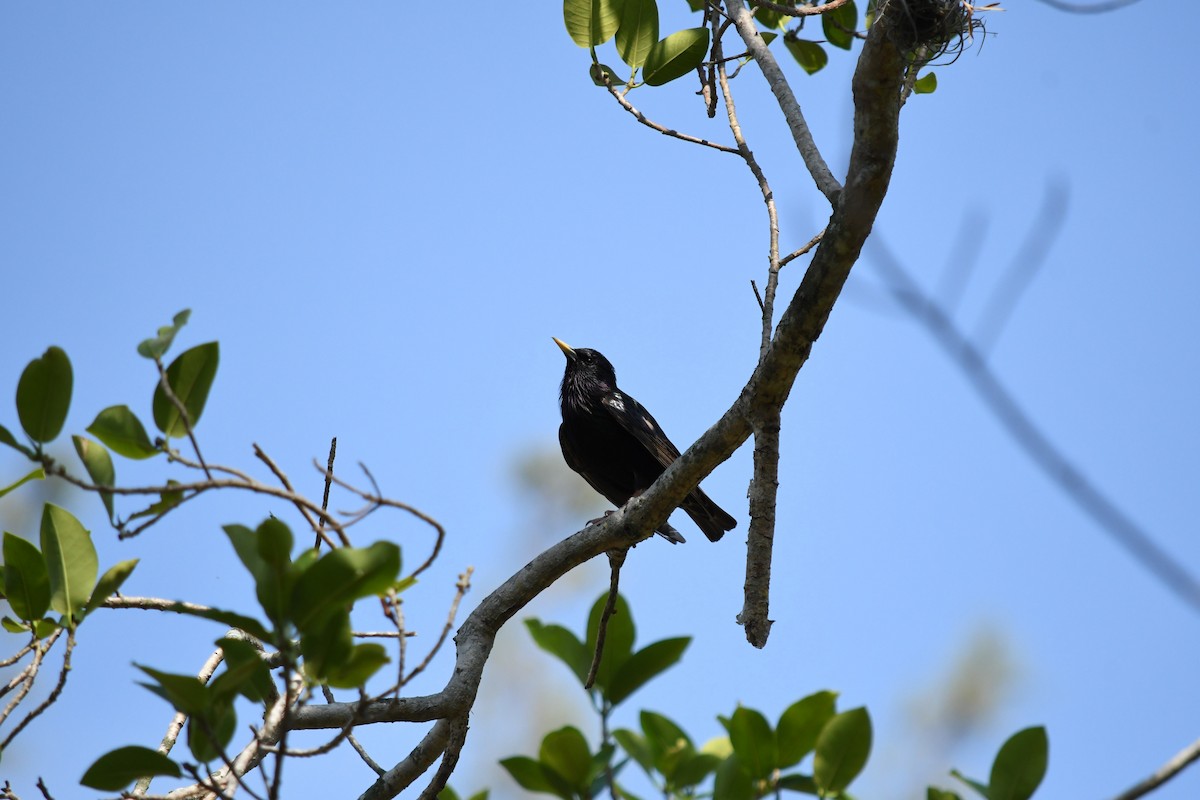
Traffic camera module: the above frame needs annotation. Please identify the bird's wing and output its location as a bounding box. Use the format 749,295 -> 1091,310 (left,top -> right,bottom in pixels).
601,390 -> 682,469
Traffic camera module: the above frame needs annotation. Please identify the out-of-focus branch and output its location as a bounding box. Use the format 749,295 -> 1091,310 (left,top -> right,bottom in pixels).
868,239 -> 1200,613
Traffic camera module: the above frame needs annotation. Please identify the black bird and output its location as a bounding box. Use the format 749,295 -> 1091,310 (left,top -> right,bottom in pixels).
553,337 -> 736,543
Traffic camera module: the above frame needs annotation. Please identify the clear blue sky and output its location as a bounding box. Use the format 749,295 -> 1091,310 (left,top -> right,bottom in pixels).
1,3 -> 1197,799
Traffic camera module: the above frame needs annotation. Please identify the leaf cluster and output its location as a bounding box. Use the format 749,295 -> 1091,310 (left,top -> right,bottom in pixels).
497,593 -> 1047,800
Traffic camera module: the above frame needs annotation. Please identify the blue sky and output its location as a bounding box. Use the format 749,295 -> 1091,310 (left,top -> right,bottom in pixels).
1,2 -> 1197,799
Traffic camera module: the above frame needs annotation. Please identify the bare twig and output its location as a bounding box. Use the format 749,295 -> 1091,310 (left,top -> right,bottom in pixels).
751,0 -> 853,17
585,550 -> 627,689
728,0 -> 842,203
318,464 -> 445,576
1110,734 -> 1200,800
0,630 -> 73,749
403,569 -> 473,688
597,68 -> 740,155
253,443 -> 332,549
779,229 -> 826,269
315,436 -> 337,549
155,358 -> 211,480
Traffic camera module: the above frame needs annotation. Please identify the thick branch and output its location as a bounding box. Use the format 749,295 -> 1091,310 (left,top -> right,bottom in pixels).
292,11 -> 908,797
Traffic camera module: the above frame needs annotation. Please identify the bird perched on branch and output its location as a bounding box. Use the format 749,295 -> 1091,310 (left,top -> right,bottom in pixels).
553,337 -> 736,544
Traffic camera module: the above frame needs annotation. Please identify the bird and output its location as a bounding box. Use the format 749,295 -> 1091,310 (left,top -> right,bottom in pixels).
553,337 -> 736,543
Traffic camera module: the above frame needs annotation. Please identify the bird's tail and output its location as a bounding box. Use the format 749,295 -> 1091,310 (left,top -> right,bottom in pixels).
681,488 -> 737,542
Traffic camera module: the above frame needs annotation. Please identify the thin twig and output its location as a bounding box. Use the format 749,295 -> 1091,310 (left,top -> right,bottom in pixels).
403,569 -> 473,688
253,443 -> 332,549
1110,734 -> 1200,800
751,0 -> 853,17
779,228 -> 826,269
728,0 -> 842,202
597,69 -> 740,155
315,437 -> 337,550
318,464 -> 445,576
585,550 -> 627,689
0,641 -> 35,669
0,630 -> 72,749
155,358 -> 211,480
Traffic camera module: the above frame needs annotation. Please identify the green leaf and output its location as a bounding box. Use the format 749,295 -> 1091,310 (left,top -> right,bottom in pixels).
784,37 -> 828,75
137,665 -> 211,715
813,707 -> 872,795
729,706 -> 777,779
927,788 -> 964,800
608,636 -> 690,705
526,619 -> 590,683
0,423 -> 35,457
87,405 -> 159,459
564,0 -> 623,47
3,532 -> 51,622
325,642 -> 390,689
586,592 -> 635,693
589,63 -> 625,86
0,466 -> 44,499
760,31 -> 779,46
152,341 -> 219,437
616,0 -> 659,68
299,608 -> 354,679
755,7 -> 788,30
290,541 -> 401,631
643,27 -> 709,86
224,524 -> 266,578
32,617 -> 60,638
713,755 -> 755,800
82,558 -> 139,619
439,786 -> 462,800
187,701 -> 236,763
137,309 -> 191,360
777,690 -> 838,767
821,0 -> 858,49
256,517 -> 294,568
540,726 -> 593,790
40,503 -> 98,627
641,711 -> 693,779
16,346 -> 73,444
2,616 -> 30,634
913,71 -> 938,94
989,726 -> 1048,800
80,745 -> 182,791
613,728 -> 655,776
778,772 -> 819,793
500,756 -> 568,799
72,436 -> 115,520
671,752 -> 721,788
214,636 -> 273,702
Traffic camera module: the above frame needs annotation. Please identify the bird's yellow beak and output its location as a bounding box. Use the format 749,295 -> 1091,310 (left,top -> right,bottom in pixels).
552,337 -> 576,359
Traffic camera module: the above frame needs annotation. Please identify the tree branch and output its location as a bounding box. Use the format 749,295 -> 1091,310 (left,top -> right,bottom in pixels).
1109,734 -> 1200,800
727,0 -> 843,203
